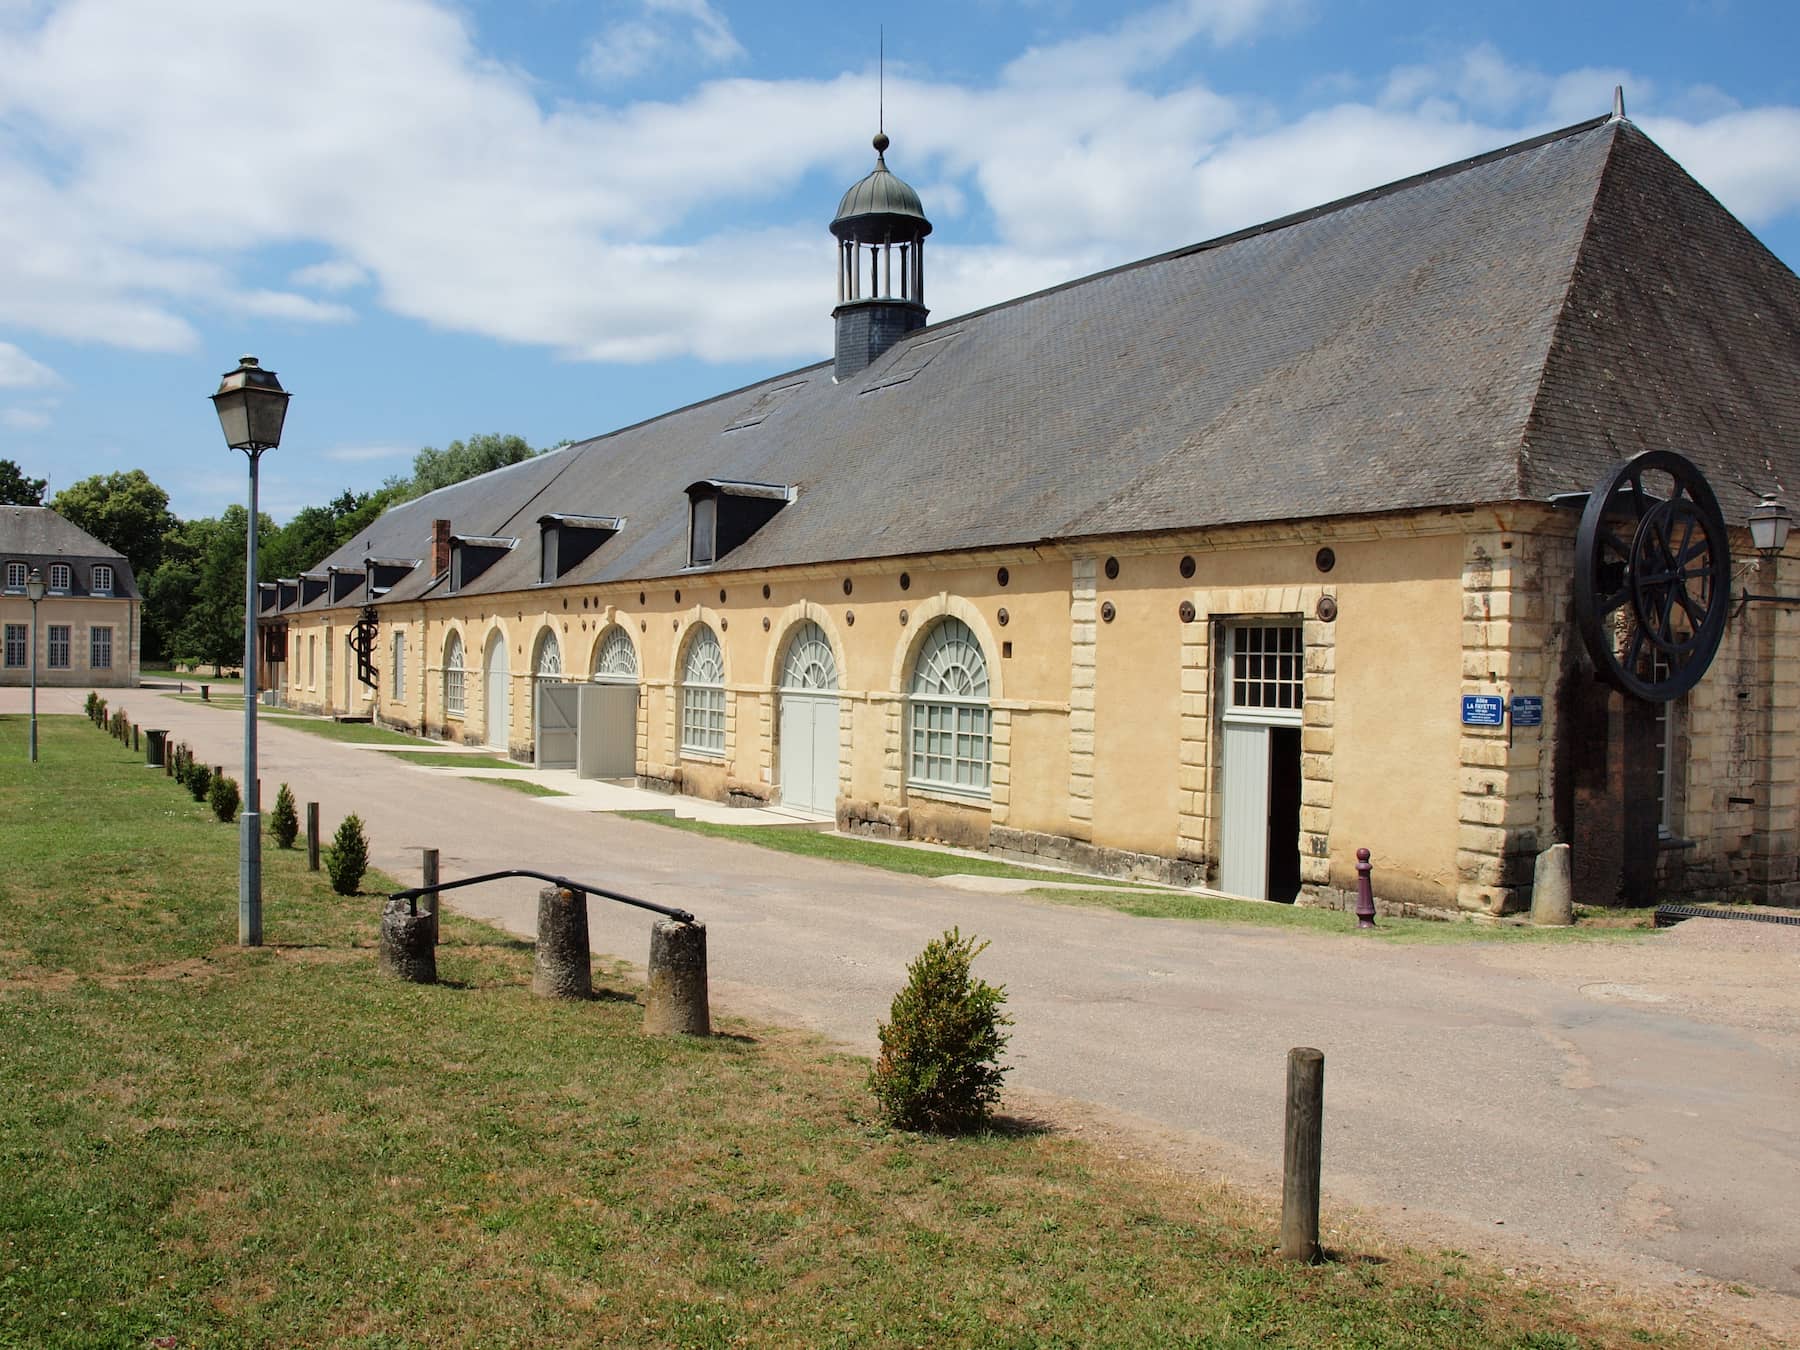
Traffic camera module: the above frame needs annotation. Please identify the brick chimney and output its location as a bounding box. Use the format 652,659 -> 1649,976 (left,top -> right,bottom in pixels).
430,519 -> 452,577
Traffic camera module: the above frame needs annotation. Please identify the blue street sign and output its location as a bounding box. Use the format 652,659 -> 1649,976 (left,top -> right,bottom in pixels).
1511,695 -> 1544,728
1461,694 -> 1505,727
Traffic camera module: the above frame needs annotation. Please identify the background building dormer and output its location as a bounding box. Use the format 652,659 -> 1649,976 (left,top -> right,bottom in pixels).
539,514 -> 621,584
831,132 -> 932,381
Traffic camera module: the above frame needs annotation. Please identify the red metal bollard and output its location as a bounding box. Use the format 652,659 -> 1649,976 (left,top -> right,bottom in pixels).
1355,848 -> 1376,929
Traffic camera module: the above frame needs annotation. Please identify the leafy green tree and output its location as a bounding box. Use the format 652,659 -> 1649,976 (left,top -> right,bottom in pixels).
49,470 -> 175,576
262,486 -> 397,579
385,433 -> 538,502
0,459 -> 46,505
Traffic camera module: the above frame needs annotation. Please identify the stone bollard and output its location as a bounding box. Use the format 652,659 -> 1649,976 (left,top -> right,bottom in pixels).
533,887 -> 592,1000
644,919 -> 710,1036
145,729 -> 167,767
379,896 -> 437,984
1530,843 -> 1574,926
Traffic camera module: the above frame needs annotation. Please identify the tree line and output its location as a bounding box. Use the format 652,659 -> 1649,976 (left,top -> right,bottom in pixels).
0,433 -> 542,666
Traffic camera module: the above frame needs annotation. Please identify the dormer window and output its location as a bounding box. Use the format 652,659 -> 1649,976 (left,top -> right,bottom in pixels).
48,564 -> 71,592
689,495 -> 718,566
299,573 -> 327,606
4,562 -> 23,591
364,558 -> 417,597
539,514 -> 620,584
684,480 -> 793,569
448,535 -> 515,593
91,564 -> 113,595
328,566 -> 363,604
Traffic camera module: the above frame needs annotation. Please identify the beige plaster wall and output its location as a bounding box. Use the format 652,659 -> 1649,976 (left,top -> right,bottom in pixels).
0,595 -> 139,687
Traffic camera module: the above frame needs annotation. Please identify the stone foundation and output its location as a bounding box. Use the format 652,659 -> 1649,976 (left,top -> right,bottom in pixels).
837,797 -> 909,839
1299,884 -> 1454,922
637,769 -> 682,795
726,777 -> 770,808
989,825 -> 1207,887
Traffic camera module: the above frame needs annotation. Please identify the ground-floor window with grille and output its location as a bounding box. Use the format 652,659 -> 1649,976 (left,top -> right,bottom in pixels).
90,626 -> 112,669
46,624 -> 70,669
3,623 -> 24,667
680,626 -> 726,755
907,618 -> 992,793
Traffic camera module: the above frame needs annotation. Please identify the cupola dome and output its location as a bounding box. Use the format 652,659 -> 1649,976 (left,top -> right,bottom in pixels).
831,132 -> 933,381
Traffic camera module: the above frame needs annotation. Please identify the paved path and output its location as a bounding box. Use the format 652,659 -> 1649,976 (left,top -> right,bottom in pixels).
16,689 -> 1800,1314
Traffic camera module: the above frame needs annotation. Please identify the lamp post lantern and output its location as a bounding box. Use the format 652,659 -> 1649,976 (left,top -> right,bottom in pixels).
211,354 -> 290,946
24,567 -> 45,763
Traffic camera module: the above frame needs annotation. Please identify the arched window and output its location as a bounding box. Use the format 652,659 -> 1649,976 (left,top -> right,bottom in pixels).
780,621 -> 838,690
534,630 -> 562,681
592,626 -> 638,681
444,631 -> 466,718
908,618 -> 991,793
680,625 -> 725,755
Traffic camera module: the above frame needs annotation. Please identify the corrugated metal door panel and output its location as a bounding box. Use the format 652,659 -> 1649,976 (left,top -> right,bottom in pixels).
535,683 -> 579,770
1220,720 -> 1270,900
577,683 -> 637,779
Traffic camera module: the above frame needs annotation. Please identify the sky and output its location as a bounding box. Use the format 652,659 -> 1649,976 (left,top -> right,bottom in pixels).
1,0 -> 1797,524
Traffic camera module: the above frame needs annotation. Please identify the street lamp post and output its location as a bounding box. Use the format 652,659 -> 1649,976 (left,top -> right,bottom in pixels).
25,567 -> 45,763
211,355 -> 291,947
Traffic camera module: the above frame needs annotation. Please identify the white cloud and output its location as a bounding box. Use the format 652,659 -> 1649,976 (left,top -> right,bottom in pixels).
0,3 -> 1794,375
322,443 -> 411,464
0,341 -> 60,388
290,259 -> 370,293
582,0 -> 743,82
3,406 -> 52,429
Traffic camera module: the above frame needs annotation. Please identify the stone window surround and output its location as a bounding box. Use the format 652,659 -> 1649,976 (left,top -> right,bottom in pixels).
46,623 -> 70,669
753,602 -> 852,794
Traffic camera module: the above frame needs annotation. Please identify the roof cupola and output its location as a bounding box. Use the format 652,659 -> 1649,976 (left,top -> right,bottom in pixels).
831,131 -> 932,380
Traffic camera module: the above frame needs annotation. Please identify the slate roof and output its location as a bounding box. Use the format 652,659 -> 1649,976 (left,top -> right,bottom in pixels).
286,114 -> 1800,610
0,505 -> 140,598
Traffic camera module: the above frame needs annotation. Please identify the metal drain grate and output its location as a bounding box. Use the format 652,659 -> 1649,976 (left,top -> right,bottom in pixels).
1654,903 -> 1800,929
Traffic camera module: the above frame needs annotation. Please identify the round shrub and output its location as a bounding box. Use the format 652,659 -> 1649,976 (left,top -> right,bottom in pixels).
324,814 -> 370,896
187,763 -> 212,803
270,784 -> 299,849
209,774 -> 240,824
870,928 -> 1012,1134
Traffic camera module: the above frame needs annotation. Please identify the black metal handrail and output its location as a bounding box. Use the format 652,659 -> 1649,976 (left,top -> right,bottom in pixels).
389,868 -> 695,925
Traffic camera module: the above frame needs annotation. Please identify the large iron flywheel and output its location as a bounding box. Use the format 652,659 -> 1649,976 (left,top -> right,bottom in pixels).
1573,450 -> 1730,702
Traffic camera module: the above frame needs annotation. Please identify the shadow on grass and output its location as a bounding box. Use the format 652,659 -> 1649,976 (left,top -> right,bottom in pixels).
987,1112 -> 1056,1138
589,986 -> 640,1004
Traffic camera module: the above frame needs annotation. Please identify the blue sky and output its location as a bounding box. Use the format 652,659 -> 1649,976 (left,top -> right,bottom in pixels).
1,0 -> 1797,523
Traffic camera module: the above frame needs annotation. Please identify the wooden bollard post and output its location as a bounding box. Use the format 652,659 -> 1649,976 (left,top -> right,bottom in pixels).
1280,1047 -> 1325,1263
421,849 -> 440,946
532,887 -> 592,1000
379,896 -> 437,983
306,802 -> 321,871
644,919 -> 710,1036
132,725 -> 139,752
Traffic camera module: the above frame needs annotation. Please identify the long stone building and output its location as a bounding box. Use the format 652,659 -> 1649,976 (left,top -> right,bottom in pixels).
263,107 -> 1800,915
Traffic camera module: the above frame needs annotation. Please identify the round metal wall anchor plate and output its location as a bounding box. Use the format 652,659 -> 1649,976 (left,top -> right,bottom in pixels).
1180,600 -> 1197,622
1101,601 -> 1116,622
1316,547 -> 1336,574
997,608 -> 1009,626
762,617 -> 770,631
1315,595 -> 1338,622
1573,449 -> 1730,702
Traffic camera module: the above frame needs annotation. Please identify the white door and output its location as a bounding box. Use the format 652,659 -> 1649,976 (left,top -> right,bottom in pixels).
1219,622 -> 1306,902
484,634 -> 509,750
536,682 -> 580,769
777,622 -> 840,816
578,683 -> 638,778
1219,721 -> 1271,899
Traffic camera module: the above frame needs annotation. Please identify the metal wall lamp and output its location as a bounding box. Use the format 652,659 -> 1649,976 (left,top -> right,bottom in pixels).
1741,493 -> 1800,606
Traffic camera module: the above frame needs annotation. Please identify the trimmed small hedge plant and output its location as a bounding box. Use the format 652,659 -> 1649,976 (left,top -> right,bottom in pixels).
209,774 -> 240,824
270,784 -> 299,849
324,814 -> 370,896
870,928 -> 1012,1134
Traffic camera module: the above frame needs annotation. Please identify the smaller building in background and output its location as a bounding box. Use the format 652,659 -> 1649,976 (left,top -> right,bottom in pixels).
0,505 -> 141,688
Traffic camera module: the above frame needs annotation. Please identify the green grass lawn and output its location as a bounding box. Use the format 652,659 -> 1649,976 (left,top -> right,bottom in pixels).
466,775 -> 570,797
381,750 -> 522,770
1027,888 -> 1663,944
0,715 -> 1692,1348
616,811 -> 1144,889
617,814 -> 1658,941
